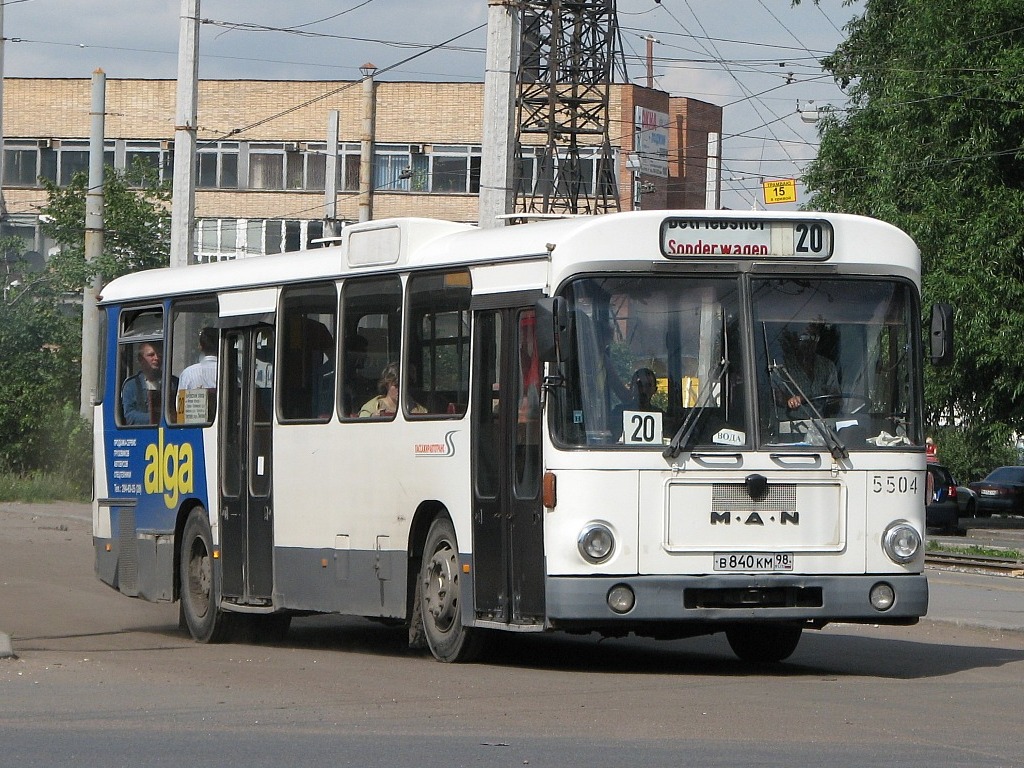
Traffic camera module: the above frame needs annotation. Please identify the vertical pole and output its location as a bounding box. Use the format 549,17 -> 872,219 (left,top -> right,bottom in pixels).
324,110 -> 339,238
170,0 -> 200,267
645,35 -> 655,89
705,131 -> 721,210
80,69 -> 106,422
357,65 -> 376,223
0,2 -> 7,218
478,0 -> 519,228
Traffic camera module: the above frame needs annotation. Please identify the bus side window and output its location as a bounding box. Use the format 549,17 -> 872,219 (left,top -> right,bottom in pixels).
340,276 -> 403,420
279,283 -> 337,423
405,270 -> 472,418
116,307 -> 166,427
168,299 -> 219,425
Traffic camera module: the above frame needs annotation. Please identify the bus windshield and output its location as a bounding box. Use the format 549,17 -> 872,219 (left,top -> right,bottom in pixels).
550,274 -> 920,452
550,275 -> 745,448
752,277 -> 920,450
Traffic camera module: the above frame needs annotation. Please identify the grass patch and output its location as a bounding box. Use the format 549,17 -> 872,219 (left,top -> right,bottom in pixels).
0,472 -> 90,504
927,540 -> 1023,560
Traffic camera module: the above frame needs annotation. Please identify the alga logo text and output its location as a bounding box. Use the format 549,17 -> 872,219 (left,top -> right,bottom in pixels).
144,428 -> 194,509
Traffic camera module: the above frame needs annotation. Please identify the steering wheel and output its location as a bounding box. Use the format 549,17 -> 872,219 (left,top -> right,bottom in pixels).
810,393 -> 869,415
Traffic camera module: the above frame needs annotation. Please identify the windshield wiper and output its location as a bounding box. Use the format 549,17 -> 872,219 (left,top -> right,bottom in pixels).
770,362 -> 848,460
663,358 -> 729,460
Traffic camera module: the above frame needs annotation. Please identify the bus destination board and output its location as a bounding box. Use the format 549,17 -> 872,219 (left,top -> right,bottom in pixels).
660,217 -> 834,260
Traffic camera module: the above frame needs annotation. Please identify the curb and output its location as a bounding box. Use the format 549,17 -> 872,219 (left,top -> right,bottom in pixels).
0,631 -> 15,659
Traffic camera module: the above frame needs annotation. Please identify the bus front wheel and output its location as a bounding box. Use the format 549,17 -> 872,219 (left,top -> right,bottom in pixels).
179,508 -> 234,643
725,623 -> 802,664
417,516 -> 483,663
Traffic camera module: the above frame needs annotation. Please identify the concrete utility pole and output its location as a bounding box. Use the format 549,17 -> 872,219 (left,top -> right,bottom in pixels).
0,2 -> 7,218
170,0 -> 200,267
478,0 -> 519,228
705,132 -> 721,210
324,110 -> 340,238
80,69 -> 106,421
357,63 -> 376,223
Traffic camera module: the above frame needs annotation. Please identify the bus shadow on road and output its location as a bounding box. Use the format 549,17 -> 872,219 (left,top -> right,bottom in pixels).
472,624 -> 1024,679
213,616 -> 1024,679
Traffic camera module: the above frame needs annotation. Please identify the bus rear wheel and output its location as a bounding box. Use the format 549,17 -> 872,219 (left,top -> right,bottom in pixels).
725,623 -> 802,664
417,516 -> 483,663
179,508 -> 234,643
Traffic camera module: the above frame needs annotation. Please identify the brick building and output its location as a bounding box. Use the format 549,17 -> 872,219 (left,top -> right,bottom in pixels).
1,78 -> 722,263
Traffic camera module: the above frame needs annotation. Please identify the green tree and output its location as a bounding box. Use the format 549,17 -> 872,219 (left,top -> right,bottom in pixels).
40,158 -> 171,290
0,236 -> 83,477
796,0 -> 1024,478
0,161 -> 170,490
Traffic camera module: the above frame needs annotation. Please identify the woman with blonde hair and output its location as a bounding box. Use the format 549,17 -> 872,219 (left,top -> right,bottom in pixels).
359,362 -> 425,417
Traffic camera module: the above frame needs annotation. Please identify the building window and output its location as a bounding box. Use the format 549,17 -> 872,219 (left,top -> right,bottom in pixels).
196,142 -> 239,189
340,143 -> 361,191
194,218 -> 329,262
3,144 -> 42,187
373,145 -> 412,192
249,143 -> 285,190
123,140 -> 172,184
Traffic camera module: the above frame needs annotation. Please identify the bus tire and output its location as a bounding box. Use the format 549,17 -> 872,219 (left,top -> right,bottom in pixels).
179,507 -> 234,643
418,516 -> 483,663
725,623 -> 802,664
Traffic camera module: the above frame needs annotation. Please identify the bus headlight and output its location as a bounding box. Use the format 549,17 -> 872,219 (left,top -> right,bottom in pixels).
882,522 -> 921,564
578,523 -> 615,564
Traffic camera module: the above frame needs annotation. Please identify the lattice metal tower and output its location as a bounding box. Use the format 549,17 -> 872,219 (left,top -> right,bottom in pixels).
513,0 -> 621,215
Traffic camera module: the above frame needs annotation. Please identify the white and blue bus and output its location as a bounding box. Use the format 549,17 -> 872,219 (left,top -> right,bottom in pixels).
92,210 -> 951,663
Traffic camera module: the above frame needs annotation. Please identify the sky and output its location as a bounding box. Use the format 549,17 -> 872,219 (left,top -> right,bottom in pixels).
1,0 -> 861,210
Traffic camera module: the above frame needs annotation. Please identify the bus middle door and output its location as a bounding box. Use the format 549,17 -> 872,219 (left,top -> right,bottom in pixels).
471,307 -> 545,625
220,326 -> 275,606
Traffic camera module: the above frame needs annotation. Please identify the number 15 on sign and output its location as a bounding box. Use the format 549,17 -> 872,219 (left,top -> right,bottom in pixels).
763,178 -> 796,204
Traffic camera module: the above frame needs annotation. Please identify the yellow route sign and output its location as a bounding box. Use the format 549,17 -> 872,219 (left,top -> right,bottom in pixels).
762,178 -> 796,205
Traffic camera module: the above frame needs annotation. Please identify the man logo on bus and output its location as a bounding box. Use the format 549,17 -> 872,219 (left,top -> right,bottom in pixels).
143,428 -> 194,509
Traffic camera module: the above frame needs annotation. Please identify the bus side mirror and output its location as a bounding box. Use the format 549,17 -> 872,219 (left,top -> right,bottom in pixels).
535,297 -> 570,363
930,303 -> 954,366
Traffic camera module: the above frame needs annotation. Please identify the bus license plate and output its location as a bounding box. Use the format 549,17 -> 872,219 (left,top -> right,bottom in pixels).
713,552 -> 794,572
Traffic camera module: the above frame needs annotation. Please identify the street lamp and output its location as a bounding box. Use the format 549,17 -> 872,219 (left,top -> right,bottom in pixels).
359,62 -> 377,79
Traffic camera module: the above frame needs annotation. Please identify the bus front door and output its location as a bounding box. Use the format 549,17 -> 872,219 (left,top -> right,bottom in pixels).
219,326 -> 275,606
471,308 -> 545,625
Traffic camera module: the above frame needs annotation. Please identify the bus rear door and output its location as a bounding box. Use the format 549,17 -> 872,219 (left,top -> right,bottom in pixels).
220,325 -> 275,606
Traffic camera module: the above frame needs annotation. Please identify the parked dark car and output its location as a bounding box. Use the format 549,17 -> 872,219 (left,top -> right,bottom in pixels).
968,466 -> 1024,517
956,482 -> 978,517
926,464 -> 960,535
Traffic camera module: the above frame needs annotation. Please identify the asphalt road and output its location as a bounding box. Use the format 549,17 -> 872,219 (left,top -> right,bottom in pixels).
2,502 -> 1024,767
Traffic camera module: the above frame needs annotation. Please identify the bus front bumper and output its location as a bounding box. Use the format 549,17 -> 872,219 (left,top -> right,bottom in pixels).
544,573 -> 927,628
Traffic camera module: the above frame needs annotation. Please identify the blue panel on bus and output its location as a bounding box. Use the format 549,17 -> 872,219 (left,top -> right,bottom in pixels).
105,424 -> 209,532
101,304 -> 209,534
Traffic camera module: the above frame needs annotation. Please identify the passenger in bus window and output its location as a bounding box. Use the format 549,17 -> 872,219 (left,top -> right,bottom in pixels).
122,341 -> 178,425
341,333 -> 369,417
776,323 -> 840,417
358,362 -> 426,418
178,327 -> 218,390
